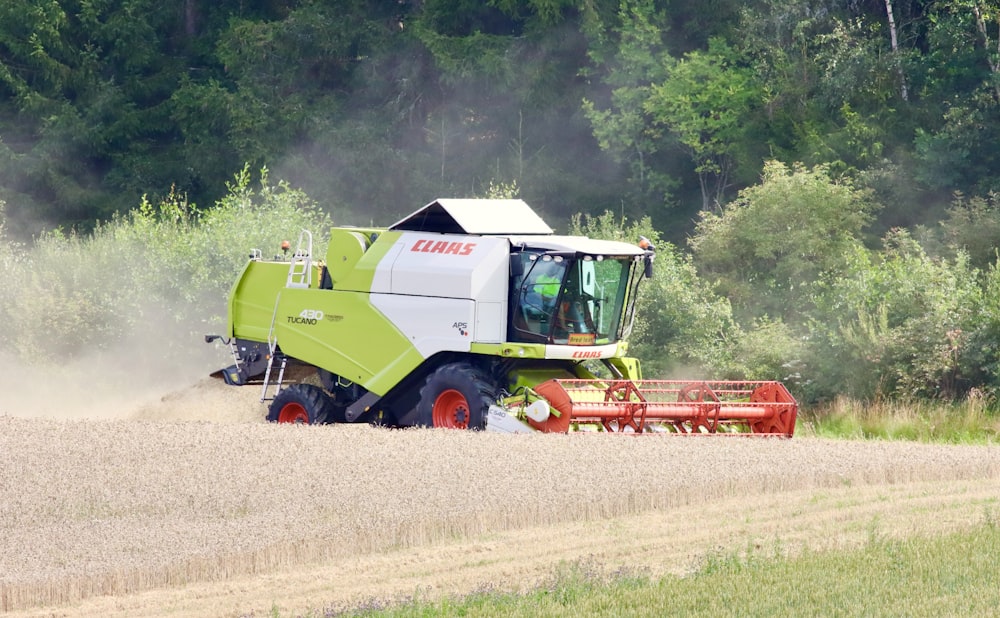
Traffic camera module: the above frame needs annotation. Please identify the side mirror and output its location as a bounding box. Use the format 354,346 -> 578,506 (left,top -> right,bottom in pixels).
510,254 -> 524,278
638,237 -> 655,279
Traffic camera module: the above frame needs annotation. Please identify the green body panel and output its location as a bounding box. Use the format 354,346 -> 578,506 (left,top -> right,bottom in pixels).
469,342 -> 547,359
326,229 -> 368,285
226,230 -> 421,397
608,356 -> 642,381
325,227 -> 385,287
504,356 -> 643,394
333,230 -> 401,292
507,366 -> 581,393
272,287 -> 422,396
228,260 -> 320,341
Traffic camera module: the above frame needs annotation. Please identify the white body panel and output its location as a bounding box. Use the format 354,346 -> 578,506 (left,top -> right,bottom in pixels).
475,301 -> 504,343
370,241 -> 402,294
371,233 -> 511,346
486,405 -> 535,433
370,294 -> 474,358
364,203 -> 645,356
388,233 -> 510,302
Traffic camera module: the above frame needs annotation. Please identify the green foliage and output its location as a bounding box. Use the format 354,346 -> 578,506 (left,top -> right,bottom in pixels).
3,0 -> 1000,241
932,192 -> 1000,269
0,0 -> 207,229
811,17 -> 905,115
406,1 -> 628,223
645,38 -> 758,210
0,199 -> 26,350
414,27 -> 518,83
0,167 -> 331,364
0,1 -> 71,102
804,395 -> 1000,443
690,161 -> 877,324
582,0 -> 678,208
962,259 -> 1000,391
722,317 -> 806,384
11,1 -> 1000,406
809,231 -> 982,400
913,94 -> 1000,194
482,179 -> 520,199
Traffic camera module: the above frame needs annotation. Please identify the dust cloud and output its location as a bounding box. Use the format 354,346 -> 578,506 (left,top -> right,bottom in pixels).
0,214 -> 267,422
0,346 -> 265,422
1,334 -> 264,424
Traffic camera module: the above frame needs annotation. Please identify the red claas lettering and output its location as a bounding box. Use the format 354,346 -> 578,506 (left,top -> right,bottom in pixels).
410,240 -> 477,255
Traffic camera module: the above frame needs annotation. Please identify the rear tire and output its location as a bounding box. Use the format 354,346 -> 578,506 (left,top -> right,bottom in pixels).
416,363 -> 495,430
267,384 -> 331,425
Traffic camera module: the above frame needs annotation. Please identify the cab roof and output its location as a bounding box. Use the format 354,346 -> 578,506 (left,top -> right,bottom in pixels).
508,235 -> 646,257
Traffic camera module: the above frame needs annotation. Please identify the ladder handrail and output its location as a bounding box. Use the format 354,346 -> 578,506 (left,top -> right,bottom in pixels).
261,294 -> 284,403
286,229 -> 313,289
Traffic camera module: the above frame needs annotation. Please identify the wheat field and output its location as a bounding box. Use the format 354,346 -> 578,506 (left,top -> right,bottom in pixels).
2,380 -> 1000,614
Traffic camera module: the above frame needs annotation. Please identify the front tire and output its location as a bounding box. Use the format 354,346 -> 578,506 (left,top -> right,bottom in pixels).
416,363 -> 495,430
267,384 -> 331,424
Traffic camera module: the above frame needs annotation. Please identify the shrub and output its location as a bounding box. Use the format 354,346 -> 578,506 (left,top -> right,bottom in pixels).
689,160 -> 877,324
934,192 -> 1000,270
807,230 -> 982,400
1,167 -> 332,367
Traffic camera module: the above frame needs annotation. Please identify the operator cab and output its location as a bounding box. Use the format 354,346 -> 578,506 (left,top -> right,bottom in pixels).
509,251 -> 644,346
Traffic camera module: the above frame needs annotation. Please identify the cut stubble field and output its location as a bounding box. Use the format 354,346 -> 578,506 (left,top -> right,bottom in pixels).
2,379 -> 999,617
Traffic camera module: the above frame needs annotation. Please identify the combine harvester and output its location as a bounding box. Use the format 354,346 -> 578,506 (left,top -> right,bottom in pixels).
206,199 -> 796,435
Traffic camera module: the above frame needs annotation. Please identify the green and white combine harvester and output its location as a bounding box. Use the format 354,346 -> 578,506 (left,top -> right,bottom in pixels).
207,199 -> 797,435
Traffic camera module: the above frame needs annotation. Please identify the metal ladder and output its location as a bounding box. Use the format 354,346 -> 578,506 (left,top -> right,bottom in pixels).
260,298 -> 287,403
259,351 -> 288,404
286,229 -> 313,289
225,338 -> 248,384
259,229 -> 315,403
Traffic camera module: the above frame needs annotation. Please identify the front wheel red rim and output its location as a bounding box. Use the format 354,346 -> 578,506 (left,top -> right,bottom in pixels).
277,403 -> 309,424
432,389 -> 470,428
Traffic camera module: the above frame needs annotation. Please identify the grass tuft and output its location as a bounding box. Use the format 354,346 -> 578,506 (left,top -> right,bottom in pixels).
313,523 -> 1000,617
801,395 -> 1000,443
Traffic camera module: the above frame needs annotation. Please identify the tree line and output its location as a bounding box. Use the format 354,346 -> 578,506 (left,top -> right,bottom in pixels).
4,1 -> 1000,238
4,1 -> 1000,403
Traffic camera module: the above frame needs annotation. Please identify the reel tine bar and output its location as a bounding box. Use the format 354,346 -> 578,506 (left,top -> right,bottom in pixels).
542,379 -> 797,436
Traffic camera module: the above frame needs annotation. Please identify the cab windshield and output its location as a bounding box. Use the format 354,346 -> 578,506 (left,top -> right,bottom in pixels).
510,252 -> 642,345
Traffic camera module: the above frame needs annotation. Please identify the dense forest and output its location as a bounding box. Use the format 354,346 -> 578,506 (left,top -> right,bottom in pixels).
5,0 -> 1000,405
6,0 -> 1000,237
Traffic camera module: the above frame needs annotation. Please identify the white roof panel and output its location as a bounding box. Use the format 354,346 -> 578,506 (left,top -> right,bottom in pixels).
507,234 -> 646,256
389,199 -> 554,235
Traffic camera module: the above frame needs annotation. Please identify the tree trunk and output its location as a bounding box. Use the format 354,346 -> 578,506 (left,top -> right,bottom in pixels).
184,0 -> 198,37
972,2 -> 1000,102
884,0 -> 908,101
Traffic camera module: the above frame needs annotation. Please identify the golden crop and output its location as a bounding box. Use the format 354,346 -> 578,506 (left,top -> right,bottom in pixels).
2,415 -> 998,612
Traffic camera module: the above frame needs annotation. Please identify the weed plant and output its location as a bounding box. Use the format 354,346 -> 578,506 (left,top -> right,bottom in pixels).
802,395 -> 1000,443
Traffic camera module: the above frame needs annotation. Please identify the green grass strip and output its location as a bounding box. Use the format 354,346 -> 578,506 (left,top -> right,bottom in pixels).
316,520 -> 1000,617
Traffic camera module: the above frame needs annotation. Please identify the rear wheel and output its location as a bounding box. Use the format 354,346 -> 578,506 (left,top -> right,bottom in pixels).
416,363 -> 495,430
267,384 -> 331,424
